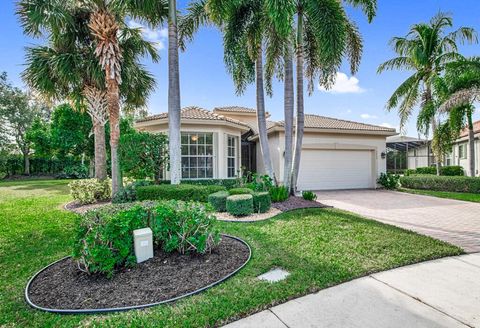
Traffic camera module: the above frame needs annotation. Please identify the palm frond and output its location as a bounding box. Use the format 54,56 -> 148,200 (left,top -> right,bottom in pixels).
343,0 -> 377,22
344,18 -> 363,75
178,0 -> 210,51
439,88 -> 480,113
377,56 -> 415,73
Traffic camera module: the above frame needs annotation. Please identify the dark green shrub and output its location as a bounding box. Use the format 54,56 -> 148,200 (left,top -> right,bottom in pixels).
253,192 -> 271,213
208,191 -> 229,212
377,172 -> 400,190
136,184 -> 225,202
270,185 -> 289,202
57,164 -> 89,179
440,166 -> 464,176
226,194 -> 254,216
229,187 -> 254,195
159,179 -> 239,189
416,166 -> 437,175
302,190 -> 317,201
400,175 -> 480,193
112,180 -> 153,203
404,169 -> 416,176
73,200 -> 219,277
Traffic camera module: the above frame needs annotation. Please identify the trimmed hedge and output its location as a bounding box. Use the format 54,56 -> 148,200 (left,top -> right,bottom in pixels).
407,166 -> 465,176
226,194 -> 254,216
400,175 -> 480,193
136,184 -> 225,202
229,187 -> 254,195
253,192 -> 271,213
159,179 -> 238,189
208,191 -> 229,212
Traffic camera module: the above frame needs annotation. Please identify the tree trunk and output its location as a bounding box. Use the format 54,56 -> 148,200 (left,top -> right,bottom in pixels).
93,118 -> 108,180
432,117 -> 441,176
283,47 -> 294,192
23,150 -> 30,175
255,47 -> 276,183
168,0 -> 182,185
467,108 -> 476,177
106,74 -> 122,195
292,13 -> 304,194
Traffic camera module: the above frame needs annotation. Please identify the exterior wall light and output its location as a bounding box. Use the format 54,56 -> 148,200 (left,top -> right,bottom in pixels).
381,151 -> 386,159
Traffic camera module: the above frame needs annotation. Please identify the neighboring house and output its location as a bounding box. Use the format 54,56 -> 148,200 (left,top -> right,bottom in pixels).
386,135 -> 433,172
134,106 -> 397,190
388,120 -> 480,176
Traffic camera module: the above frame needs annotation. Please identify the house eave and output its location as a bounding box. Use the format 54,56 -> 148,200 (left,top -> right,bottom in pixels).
135,117 -> 250,132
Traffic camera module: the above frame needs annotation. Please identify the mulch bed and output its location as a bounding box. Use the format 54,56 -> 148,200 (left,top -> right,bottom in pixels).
64,200 -> 111,214
27,236 -> 250,311
272,196 -> 330,212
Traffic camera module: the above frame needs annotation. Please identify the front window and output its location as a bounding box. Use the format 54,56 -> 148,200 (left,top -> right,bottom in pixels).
227,135 -> 237,178
181,132 -> 214,179
459,144 -> 467,159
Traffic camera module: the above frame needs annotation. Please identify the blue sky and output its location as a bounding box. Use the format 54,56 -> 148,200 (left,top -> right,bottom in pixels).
1,0 -> 479,136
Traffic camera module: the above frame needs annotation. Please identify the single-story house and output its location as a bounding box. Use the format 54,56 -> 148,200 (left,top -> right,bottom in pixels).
134,106 -> 397,190
390,120 -> 480,176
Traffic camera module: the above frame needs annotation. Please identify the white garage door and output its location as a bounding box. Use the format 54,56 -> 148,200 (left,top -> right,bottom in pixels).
297,149 -> 374,190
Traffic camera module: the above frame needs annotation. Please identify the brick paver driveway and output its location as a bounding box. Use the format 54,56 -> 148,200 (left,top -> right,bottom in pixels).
316,190 -> 480,253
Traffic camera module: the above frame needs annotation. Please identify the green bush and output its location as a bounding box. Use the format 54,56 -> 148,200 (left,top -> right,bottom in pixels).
69,178 -> 111,204
252,192 -> 271,213
377,172 -> 400,190
302,191 -> 317,201
270,185 -> 289,202
440,166 -> 464,176
400,175 -> 480,193
208,191 -> 229,212
136,184 -> 225,202
226,194 -> 254,216
415,166 -> 437,175
112,180 -> 153,203
73,200 -> 220,277
404,169 -> 416,176
229,187 -> 254,195
159,179 -> 239,189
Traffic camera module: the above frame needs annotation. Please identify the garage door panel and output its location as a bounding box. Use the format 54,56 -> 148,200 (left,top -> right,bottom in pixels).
298,150 -> 373,190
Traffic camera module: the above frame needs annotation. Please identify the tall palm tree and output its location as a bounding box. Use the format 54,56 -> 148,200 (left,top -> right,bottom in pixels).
440,57 -> 480,176
378,12 -> 477,175
179,0 -> 277,182
168,0 -> 182,184
19,3 -> 158,183
290,0 -> 376,192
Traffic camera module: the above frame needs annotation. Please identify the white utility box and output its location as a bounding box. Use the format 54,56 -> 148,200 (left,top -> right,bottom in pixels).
133,227 -> 153,263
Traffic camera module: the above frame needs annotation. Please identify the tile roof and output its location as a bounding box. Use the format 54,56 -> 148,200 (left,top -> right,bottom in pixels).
136,106 -> 250,127
459,120 -> 480,137
213,106 -> 256,113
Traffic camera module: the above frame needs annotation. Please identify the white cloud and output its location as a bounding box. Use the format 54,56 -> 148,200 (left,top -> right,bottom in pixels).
318,72 -> 365,94
127,20 -> 167,50
360,113 -> 378,119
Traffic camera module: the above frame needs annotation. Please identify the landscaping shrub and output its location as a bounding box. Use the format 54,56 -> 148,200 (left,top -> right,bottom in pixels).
302,191 -> 317,201
252,192 -> 271,213
112,180 -> 153,203
136,184 -> 225,202
159,179 -> 239,189
377,172 -> 400,190
415,166 -> 437,175
69,178 -> 111,204
404,169 -> 416,176
73,200 -> 219,277
208,191 -> 229,212
400,175 -> 480,193
57,164 -> 89,179
440,166 -> 464,176
229,187 -> 254,195
226,194 -> 254,216
269,185 -> 289,202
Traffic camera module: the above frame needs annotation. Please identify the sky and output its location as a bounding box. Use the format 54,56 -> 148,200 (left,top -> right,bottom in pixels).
1,0 -> 480,137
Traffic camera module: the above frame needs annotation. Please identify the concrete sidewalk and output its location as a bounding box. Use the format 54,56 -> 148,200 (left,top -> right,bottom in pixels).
223,254 -> 480,328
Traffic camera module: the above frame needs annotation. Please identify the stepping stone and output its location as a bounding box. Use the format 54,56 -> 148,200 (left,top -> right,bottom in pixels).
257,268 -> 290,283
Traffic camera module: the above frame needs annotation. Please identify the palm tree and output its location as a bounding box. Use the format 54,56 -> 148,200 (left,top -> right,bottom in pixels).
290,0 -> 376,192
168,0 -> 182,184
20,3 -> 158,183
440,57 -> 480,176
179,0 -> 277,182
378,12 -> 477,175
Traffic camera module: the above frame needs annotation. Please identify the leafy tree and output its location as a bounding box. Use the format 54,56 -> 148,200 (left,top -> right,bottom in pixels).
378,12 -> 477,174
119,131 -> 168,182
26,117 -> 53,158
0,72 -> 48,175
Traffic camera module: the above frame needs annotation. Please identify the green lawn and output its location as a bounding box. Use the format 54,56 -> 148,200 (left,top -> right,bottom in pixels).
400,188 -> 480,203
0,179 -> 462,328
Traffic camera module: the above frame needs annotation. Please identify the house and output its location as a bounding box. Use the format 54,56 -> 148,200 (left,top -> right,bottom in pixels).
386,135 -> 433,173
388,120 -> 480,176
134,106 -> 397,190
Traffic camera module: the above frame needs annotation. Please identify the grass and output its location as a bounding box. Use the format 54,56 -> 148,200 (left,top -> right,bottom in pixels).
400,187 -> 480,203
0,179 -> 462,327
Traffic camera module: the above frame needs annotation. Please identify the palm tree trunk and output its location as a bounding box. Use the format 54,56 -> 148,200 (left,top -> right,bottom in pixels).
467,108 -> 476,177
255,46 -> 276,183
426,84 -> 441,176
168,0 -> 182,185
292,12 -> 304,194
283,46 -> 294,192
106,74 -> 122,194
93,118 -> 107,180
